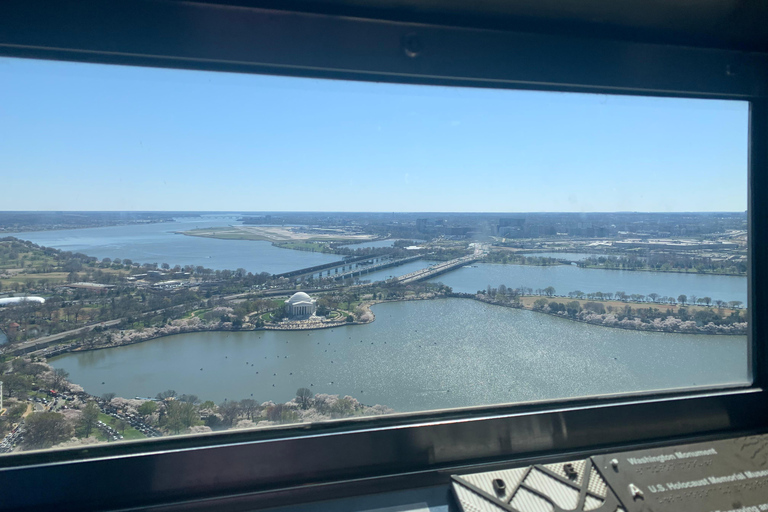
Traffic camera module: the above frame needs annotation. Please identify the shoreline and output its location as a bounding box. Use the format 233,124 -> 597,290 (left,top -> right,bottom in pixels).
481,260 -> 747,278
43,296 -> 444,357
463,294 -> 746,336
42,293 -> 744,360
2,218 -> 178,235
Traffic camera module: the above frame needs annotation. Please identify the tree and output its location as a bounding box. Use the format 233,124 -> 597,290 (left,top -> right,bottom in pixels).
115,419 -> 128,434
218,401 -> 241,427
329,397 -> 355,419
543,286 -> 556,297
199,401 -> 216,412
703,297 -> 712,306
156,389 -> 177,401
2,374 -> 31,398
164,400 -> 198,434
80,401 -> 100,438
648,293 -> 659,303
266,403 -> 299,424
566,301 -> 581,317
101,392 -> 116,402
239,399 -> 260,420
51,368 -> 69,390
24,412 -> 73,449
677,294 -> 687,305
296,388 -> 313,410
137,401 -> 158,420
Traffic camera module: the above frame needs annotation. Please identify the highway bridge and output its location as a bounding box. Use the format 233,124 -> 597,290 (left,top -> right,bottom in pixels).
272,253 -> 391,280
394,255 -> 480,284
334,255 -> 422,281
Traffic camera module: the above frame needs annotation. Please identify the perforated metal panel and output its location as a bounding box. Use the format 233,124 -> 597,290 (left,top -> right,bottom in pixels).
452,458 -> 625,512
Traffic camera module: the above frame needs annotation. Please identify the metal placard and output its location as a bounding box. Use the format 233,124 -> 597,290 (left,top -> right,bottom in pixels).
452,434 -> 768,512
593,434 -> 768,512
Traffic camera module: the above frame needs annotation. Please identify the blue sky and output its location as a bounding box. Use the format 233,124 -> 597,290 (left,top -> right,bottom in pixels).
0,57 -> 749,212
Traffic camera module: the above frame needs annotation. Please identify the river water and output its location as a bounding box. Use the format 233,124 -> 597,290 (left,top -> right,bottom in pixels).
9,222 -> 746,303
429,263 -> 747,304
16,220 -> 749,411
50,299 -> 749,412
10,215 -> 341,275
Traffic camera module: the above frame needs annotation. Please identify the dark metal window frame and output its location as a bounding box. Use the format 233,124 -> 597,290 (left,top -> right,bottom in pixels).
1,1 -> 767,510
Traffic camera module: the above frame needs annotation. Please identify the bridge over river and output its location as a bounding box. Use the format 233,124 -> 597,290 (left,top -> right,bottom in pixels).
394,255 -> 481,284
334,255 -> 422,281
272,253 -> 392,280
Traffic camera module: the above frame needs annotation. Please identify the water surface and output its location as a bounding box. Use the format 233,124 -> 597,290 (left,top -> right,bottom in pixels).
430,263 -> 747,304
51,299 -> 748,412
12,216 -> 340,275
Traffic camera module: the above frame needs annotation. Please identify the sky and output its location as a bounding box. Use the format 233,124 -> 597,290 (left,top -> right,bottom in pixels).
0,57 -> 749,212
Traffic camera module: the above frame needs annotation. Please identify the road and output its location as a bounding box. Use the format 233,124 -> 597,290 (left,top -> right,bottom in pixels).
3,319 -> 123,355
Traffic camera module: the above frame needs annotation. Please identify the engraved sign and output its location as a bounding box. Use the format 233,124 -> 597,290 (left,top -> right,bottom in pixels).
451,434 -> 768,512
593,434 -> 768,512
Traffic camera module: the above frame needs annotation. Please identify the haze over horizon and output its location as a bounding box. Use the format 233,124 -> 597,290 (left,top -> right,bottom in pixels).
1,57 -> 748,213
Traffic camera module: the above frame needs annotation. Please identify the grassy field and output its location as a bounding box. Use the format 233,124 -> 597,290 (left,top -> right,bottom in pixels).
273,242 -> 331,252
0,271 -> 69,287
182,228 -> 270,241
0,250 -> 59,271
184,308 -> 210,319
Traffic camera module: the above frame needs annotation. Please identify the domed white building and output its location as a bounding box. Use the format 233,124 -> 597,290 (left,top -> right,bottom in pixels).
285,292 -> 317,319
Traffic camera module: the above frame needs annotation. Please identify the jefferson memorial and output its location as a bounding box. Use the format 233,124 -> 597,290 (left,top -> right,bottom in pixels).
285,292 -> 317,318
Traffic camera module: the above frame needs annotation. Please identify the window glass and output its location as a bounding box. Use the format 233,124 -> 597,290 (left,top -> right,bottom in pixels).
0,57 -> 749,454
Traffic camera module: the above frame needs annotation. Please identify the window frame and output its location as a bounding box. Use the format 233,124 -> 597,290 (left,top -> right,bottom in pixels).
0,1 -> 766,510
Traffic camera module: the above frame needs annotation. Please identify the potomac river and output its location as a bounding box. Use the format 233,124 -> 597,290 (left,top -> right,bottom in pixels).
50,299 -> 748,412
10,215 -> 341,275
12,219 -> 746,303
12,220 -> 748,411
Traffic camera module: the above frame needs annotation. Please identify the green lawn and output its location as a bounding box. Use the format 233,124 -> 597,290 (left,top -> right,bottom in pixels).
0,271 -> 69,287
274,242 -> 331,252
0,250 -> 59,270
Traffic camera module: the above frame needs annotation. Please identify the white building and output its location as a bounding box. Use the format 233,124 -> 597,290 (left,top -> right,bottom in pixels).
285,292 -> 317,318
0,296 -> 45,306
